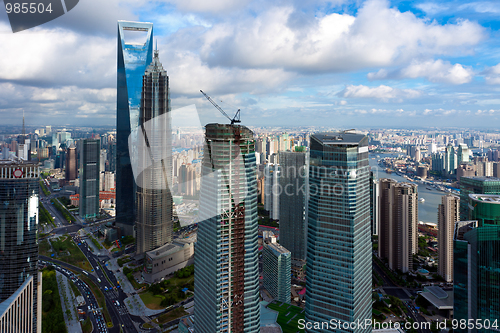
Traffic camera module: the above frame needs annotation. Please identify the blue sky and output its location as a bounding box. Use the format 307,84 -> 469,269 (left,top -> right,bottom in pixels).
0,0 -> 500,128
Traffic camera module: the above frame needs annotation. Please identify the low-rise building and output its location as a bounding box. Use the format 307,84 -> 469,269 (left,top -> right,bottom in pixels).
142,234 -> 196,284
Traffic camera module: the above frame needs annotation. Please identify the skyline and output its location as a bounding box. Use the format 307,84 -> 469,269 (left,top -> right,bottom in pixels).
1,0 -> 500,128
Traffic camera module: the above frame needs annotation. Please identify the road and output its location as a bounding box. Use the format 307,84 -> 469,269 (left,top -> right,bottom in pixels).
39,260 -> 108,333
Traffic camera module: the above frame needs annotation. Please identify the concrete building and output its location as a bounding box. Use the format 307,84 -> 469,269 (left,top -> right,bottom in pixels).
278,151 -> 307,260
378,180 -> 418,273
143,235 -> 195,284
457,143 -> 470,164
438,195 -> 459,282
263,241 -> 291,303
79,139 -> 100,219
456,163 -> 475,181
370,171 -> 380,235
0,160 -> 42,332
194,124 -> 260,333
305,132 -> 371,333
135,49 -> 173,255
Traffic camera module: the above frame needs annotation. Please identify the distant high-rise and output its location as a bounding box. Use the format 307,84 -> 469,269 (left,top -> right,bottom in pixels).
65,145 -> 77,181
80,139 -> 100,219
116,21 -> 153,235
370,170 -> 379,235
457,143 -> 470,164
438,194 -> 459,282
194,124 -> 260,333
305,132 -> 371,333
278,151 -> 307,261
264,164 -> 280,220
263,241 -> 291,303
444,144 -> 456,176
0,160 -> 42,332
135,49 -> 173,255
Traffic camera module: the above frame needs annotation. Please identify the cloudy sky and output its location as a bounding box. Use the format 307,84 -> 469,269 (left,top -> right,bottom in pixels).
1,0 -> 500,128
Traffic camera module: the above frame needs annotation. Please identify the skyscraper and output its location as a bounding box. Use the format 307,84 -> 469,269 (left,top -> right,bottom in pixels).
116,21 -> 153,235
437,194 -> 459,282
194,124 -> 260,333
370,170 -> 379,235
278,151 -> 307,261
65,145 -> 77,181
305,132 -> 371,333
459,176 -> 500,220
264,163 -> 280,220
263,240 -> 291,303
80,139 -> 100,219
135,49 -> 173,255
0,160 -> 42,332
454,193 -> 500,333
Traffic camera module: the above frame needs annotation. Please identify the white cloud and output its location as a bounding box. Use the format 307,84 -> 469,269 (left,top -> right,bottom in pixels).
198,0 -> 485,73
165,0 -> 251,13
400,59 -> 474,84
339,84 -> 422,101
415,3 -> 449,15
458,2 -> 500,14
484,63 -> 500,84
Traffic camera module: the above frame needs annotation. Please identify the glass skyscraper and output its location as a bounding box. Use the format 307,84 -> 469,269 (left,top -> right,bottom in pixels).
116,21 -> 153,235
279,151 -> 307,261
0,160 -> 41,332
194,124 -> 260,333
80,139 -> 100,219
459,176 -> 500,220
135,49 -> 173,255
305,132 -> 371,333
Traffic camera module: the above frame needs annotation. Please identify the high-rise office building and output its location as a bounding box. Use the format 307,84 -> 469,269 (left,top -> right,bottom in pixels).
264,163 -> 280,220
135,49 -> 173,255
65,145 -> 77,181
378,179 -> 418,273
116,21 -> 153,235
437,194 -> 459,282
263,240 -> 291,303
459,176 -> 500,220
278,151 -> 307,261
194,124 -> 260,333
454,193 -> 500,333
444,144 -> 456,176
305,132 -> 371,333
457,143 -> 470,164
0,160 -> 42,332
80,139 -> 100,219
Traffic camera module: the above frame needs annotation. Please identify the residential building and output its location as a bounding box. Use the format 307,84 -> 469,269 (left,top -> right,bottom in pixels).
116,21 -> 153,235
194,124 -> 260,333
135,49 -> 173,255
437,195 -> 459,282
263,241 -> 291,303
305,132 -> 371,333
278,151 -> 307,260
80,139 -> 100,219
0,160 -> 42,332
378,179 -> 418,273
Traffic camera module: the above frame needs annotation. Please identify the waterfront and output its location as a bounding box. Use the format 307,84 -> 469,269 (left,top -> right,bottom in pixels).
370,153 -> 446,225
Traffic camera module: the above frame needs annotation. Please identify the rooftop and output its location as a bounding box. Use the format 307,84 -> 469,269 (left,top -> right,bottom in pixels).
266,242 -> 291,256
145,234 -> 196,260
313,132 -> 366,145
420,287 -> 453,310
469,194 -> 500,204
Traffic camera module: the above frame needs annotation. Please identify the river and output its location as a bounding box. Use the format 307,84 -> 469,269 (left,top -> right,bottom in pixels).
369,153 -> 446,225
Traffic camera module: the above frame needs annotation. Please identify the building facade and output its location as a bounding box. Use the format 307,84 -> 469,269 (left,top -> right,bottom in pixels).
80,139 -> 100,219
263,241 -> 291,303
305,132 -> 371,333
278,151 -> 307,260
116,21 -> 154,235
438,195 -> 459,282
194,124 -> 260,333
0,161 -> 41,332
135,49 -> 173,255
459,177 -> 500,220
264,164 -> 280,220
65,145 -> 77,181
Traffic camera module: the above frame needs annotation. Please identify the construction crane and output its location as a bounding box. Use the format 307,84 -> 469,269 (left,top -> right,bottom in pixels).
200,90 -> 241,125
